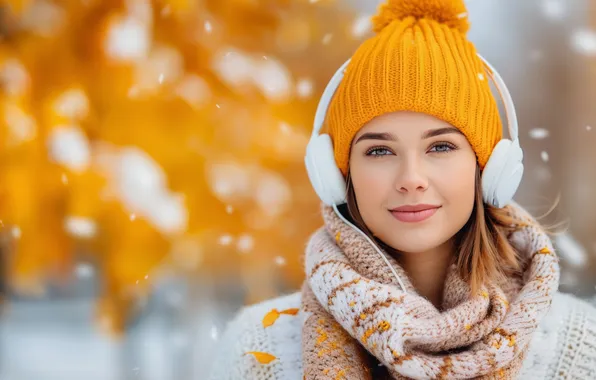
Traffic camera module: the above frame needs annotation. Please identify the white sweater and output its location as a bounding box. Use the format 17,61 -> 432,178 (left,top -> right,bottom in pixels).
208,291 -> 596,380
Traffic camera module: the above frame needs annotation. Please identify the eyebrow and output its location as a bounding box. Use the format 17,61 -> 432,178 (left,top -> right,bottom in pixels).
354,132 -> 396,144
354,127 -> 463,144
421,127 -> 464,139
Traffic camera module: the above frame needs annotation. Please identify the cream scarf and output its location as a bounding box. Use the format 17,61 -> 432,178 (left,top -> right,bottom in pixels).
301,203 -> 559,379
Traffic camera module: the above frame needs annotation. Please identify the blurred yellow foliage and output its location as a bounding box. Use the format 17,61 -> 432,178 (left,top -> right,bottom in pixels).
0,0 -> 371,332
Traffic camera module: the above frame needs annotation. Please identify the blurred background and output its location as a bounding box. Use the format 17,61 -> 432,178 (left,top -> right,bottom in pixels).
0,0 -> 595,379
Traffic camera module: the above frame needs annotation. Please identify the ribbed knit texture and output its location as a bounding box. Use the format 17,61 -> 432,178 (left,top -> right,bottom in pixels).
327,0 -> 502,175
300,202 -> 559,379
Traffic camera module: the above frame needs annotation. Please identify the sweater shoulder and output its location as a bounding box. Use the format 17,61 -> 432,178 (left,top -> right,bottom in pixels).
207,291 -> 303,380
521,292 -> 596,379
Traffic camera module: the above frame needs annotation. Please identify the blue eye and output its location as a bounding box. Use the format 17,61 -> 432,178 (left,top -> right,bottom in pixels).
366,147 -> 393,156
429,142 -> 457,153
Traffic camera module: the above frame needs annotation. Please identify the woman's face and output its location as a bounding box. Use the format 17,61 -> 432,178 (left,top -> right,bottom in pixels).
349,111 -> 477,254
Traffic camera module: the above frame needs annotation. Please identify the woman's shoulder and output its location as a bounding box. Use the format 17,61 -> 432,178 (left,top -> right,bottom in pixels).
521,291 -> 596,379
207,291 -> 303,380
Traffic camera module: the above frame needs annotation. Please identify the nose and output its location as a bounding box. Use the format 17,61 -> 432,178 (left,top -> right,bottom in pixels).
395,155 -> 429,194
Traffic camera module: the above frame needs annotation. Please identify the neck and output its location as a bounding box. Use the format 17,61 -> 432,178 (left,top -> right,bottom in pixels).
394,239 -> 455,309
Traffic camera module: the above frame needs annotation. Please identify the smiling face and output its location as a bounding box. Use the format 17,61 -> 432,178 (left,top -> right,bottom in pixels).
348,111 -> 477,254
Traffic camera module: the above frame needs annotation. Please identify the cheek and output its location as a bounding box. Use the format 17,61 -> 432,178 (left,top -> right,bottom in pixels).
350,159 -> 394,212
437,157 -> 476,205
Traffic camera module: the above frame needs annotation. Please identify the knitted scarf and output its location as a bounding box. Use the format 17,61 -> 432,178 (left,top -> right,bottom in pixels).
300,203 -> 560,379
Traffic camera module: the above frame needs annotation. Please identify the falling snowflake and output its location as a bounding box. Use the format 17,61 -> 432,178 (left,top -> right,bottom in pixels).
104,15 -> 151,62
145,192 -> 187,234
128,86 -> 140,98
218,234 -> 233,246
274,256 -> 287,266
175,74 -> 211,109
98,146 -> 187,235
4,102 -> 37,145
116,147 -> 167,202
352,14 -> 372,38
541,0 -> 566,21
12,226 -> 21,239
213,48 -> 292,102
133,45 -> 184,93
237,234 -> 255,253
0,58 -> 30,97
477,73 -> 485,81
587,125 -> 592,131
161,5 -> 171,17
252,57 -> 293,103
47,125 -> 91,173
296,78 -> 314,98
540,151 -> 549,162
65,216 -> 97,238
279,122 -> 292,135
571,29 -> 596,57
204,20 -> 213,33
254,172 -> 292,217
555,233 -> 587,267
206,161 -> 252,201
226,205 -> 234,214
53,88 -> 90,121
529,128 -> 550,139
212,48 -> 254,88
211,325 -> 219,340
322,33 -> 333,45
75,262 -> 95,278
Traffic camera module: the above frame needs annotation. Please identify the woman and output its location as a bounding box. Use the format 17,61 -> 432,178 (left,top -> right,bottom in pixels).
209,0 -> 596,379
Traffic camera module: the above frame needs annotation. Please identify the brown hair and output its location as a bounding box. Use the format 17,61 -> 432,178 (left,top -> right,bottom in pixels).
345,167 -> 527,294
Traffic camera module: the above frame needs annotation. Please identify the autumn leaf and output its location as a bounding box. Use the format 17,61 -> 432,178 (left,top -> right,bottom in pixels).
263,308 -> 280,327
280,308 -> 299,315
245,351 -> 277,364
263,307 -> 299,328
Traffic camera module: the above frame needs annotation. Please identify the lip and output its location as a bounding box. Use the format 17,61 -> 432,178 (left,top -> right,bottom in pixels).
390,204 -> 441,223
391,204 -> 440,212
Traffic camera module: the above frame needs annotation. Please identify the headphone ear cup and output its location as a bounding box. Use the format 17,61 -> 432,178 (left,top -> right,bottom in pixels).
482,139 -> 524,208
305,134 -> 347,206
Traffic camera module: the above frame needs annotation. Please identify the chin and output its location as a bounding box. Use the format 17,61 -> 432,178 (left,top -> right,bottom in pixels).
377,221 -> 453,254
385,238 -> 444,254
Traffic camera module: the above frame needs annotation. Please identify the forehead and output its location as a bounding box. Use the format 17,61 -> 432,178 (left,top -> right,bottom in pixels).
354,111 -> 455,139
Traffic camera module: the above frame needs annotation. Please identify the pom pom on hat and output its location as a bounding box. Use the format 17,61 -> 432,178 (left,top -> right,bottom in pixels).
372,0 -> 470,35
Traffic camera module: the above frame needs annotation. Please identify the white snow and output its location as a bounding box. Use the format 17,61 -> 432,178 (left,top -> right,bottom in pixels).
48,125 -> 91,173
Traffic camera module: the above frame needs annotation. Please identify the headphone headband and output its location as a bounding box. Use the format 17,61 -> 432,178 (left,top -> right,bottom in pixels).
312,54 -> 519,143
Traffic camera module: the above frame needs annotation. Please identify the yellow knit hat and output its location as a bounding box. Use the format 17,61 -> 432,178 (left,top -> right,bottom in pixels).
327,0 -> 502,176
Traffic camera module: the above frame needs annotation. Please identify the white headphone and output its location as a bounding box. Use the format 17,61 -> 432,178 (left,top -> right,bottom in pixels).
304,54 -> 524,210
